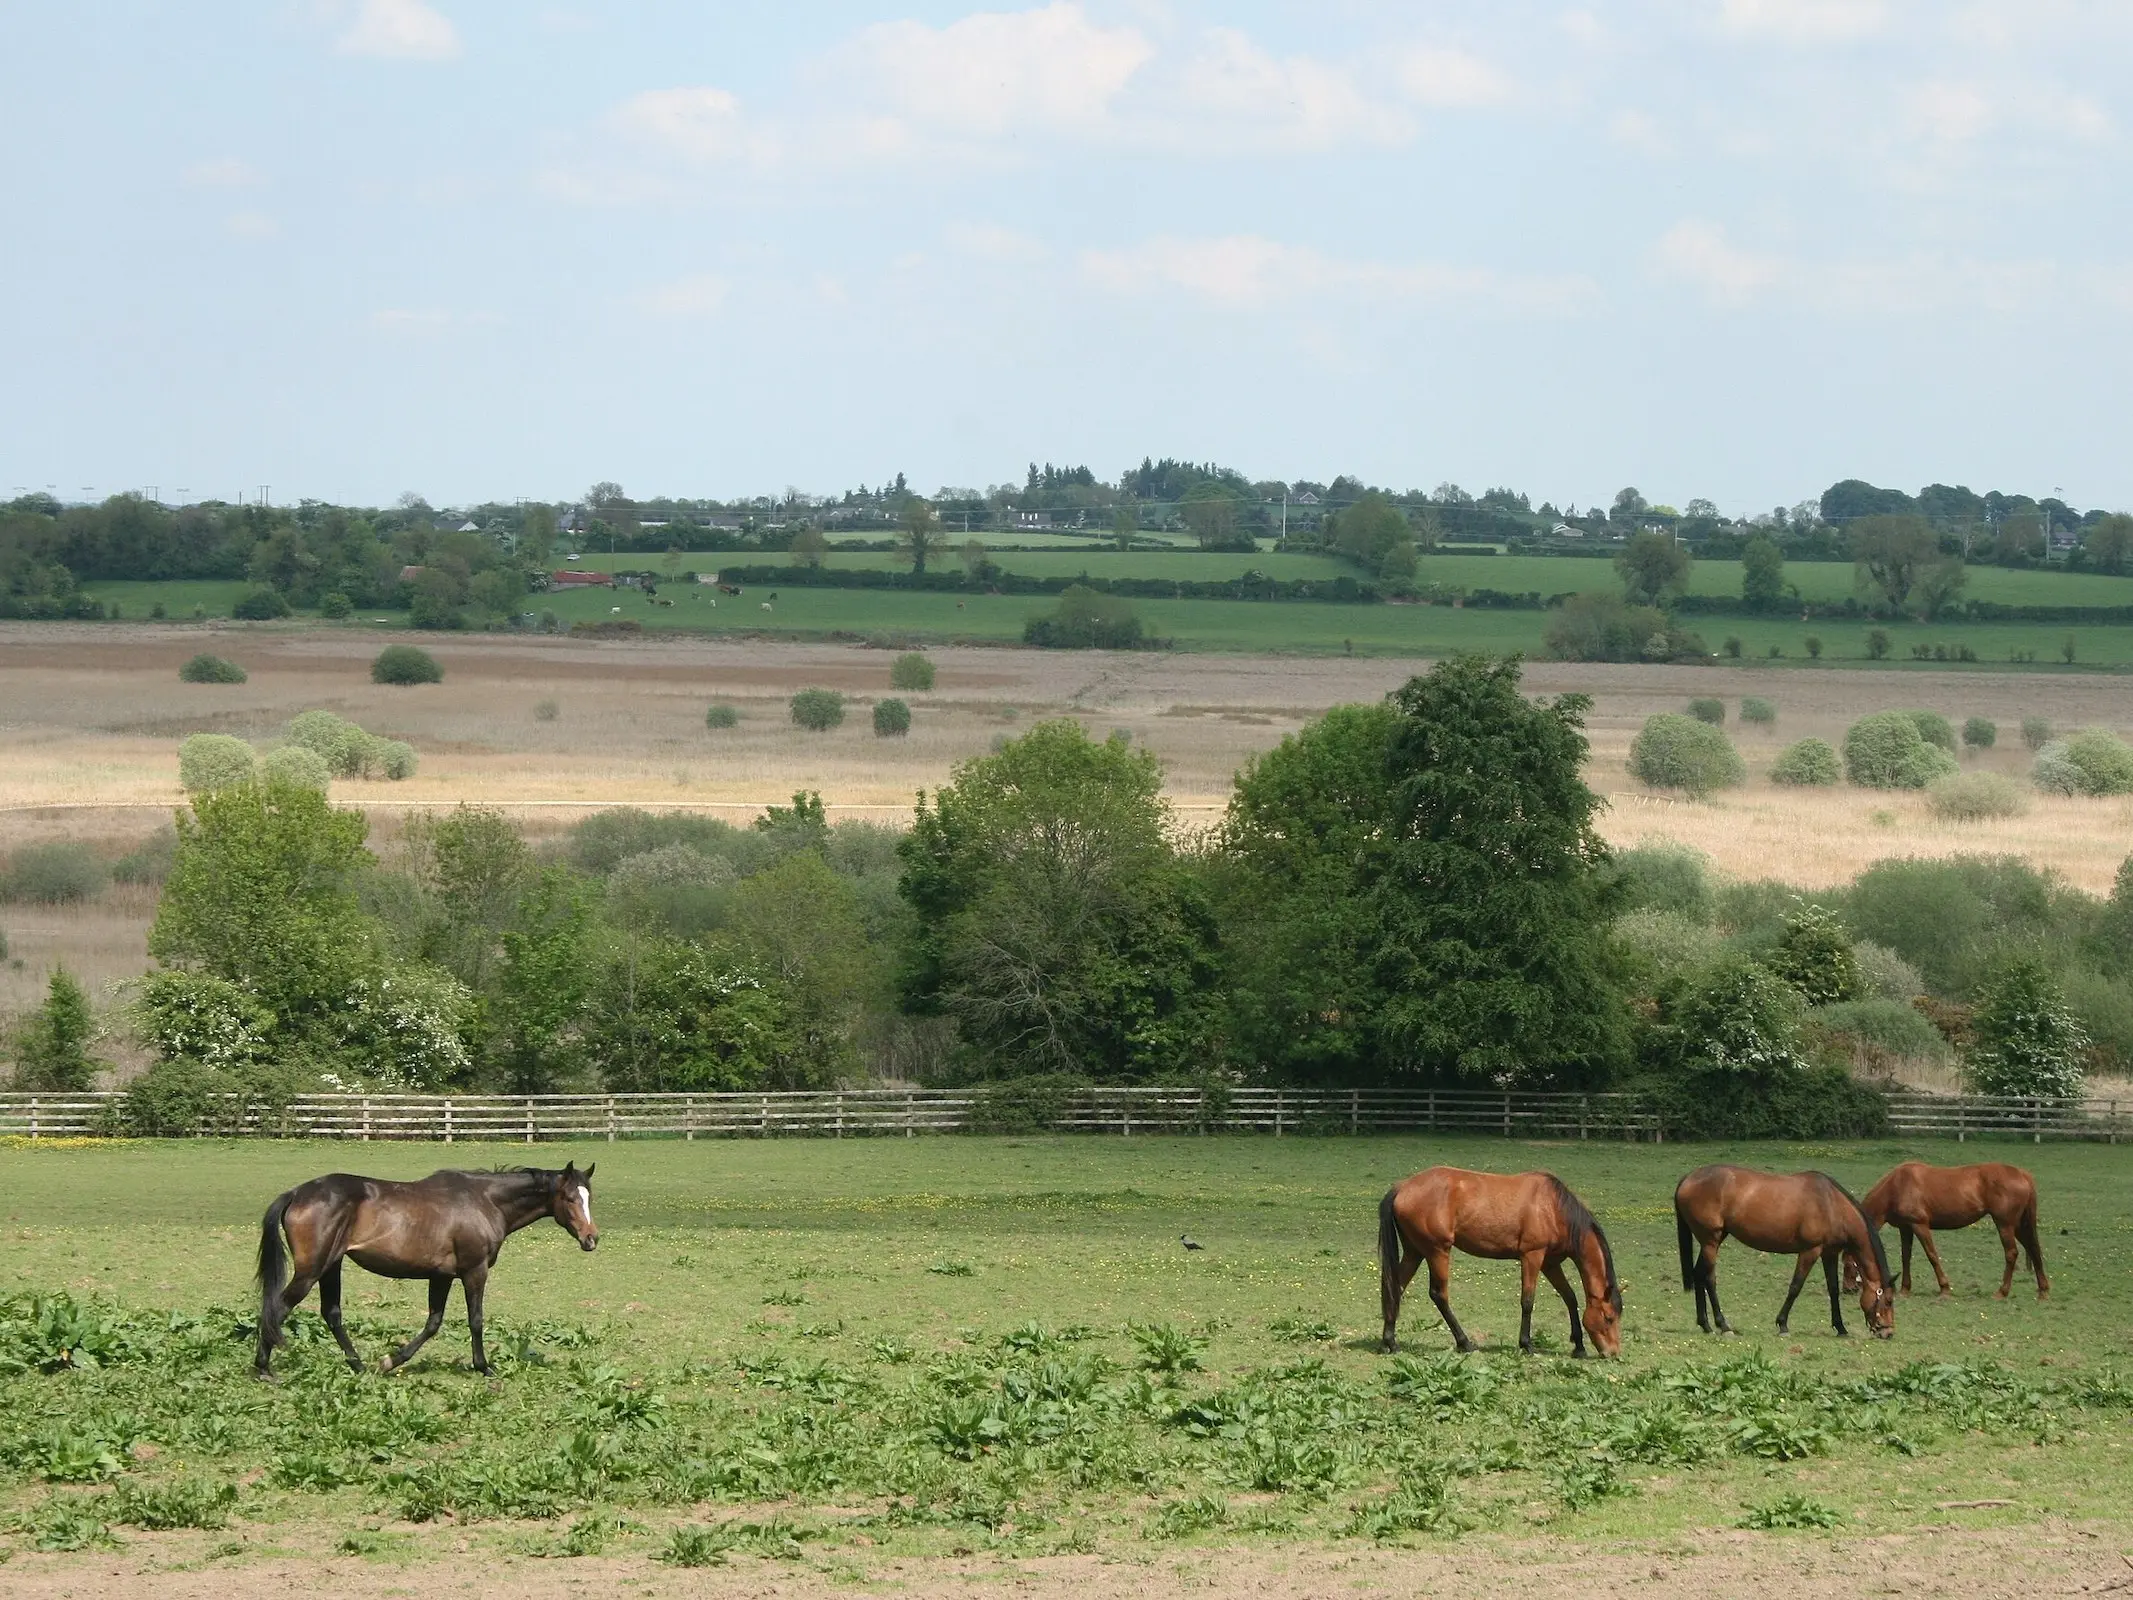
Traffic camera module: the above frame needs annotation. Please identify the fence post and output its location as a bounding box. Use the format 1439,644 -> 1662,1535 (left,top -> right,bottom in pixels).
362,1097 -> 373,1142
1580,1097 -> 1589,1142
1274,1089 -> 1285,1138
836,1092 -> 846,1139
2112,1099 -> 2120,1147
685,1095 -> 696,1142
1427,1090 -> 1436,1133
1503,1091 -> 1511,1138
1957,1099 -> 1966,1143
1349,1087 -> 1360,1135
607,1097 -> 618,1143
443,1099 -> 454,1145
906,1091 -> 916,1137
28,1098 -> 38,1141
525,1098 -> 535,1145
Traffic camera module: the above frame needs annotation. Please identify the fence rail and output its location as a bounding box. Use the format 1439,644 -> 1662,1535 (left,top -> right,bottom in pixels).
0,1087 -> 2123,1144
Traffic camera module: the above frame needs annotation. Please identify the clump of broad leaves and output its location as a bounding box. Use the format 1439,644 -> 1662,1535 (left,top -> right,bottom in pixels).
2,1290 -> 2128,1555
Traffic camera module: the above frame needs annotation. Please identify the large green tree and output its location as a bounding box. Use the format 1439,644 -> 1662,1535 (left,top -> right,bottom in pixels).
897,721 -> 1215,1080
1369,656 -> 1631,1086
1848,513 -> 1942,612
1740,534 -> 1785,610
1614,529 -> 1691,605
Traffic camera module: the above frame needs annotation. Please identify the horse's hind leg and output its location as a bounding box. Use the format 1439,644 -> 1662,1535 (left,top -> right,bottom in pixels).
384,1276 -> 453,1373
1542,1258 -> 1583,1357
1425,1250 -> 1475,1353
1992,1218 -> 2020,1299
317,1261 -> 364,1373
1776,1248 -> 1817,1333
1820,1247 -> 1848,1336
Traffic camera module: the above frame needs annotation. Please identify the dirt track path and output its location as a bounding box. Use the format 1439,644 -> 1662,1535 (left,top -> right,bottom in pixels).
6,1526 -> 2129,1599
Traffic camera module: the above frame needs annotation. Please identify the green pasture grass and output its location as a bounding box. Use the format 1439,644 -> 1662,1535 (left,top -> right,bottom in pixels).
2,1134 -> 2128,1566
78,580 -> 265,620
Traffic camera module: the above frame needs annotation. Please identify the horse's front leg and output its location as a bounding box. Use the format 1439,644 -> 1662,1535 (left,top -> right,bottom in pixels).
1518,1252 -> 1542,1354
318,1261 -> 365,1373
1820,1247 -> 1848,1335
1542,1258 -> 1583,1357
1698,1242 -> 1732,1334
384,1276 -> 453,1372
1776,1248 -> 1817,1333
464,1264 -> 491,1375
1992,1219 -> 2019,1299
1425,1250 -> 1475,1353
1382,1242 -> 1422,1354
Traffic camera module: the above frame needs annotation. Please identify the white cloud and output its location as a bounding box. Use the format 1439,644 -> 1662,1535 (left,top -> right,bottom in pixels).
1902,81 -> 1997,144
614,88 -> 749,162
1718,0 -> 1887,42
1398,46 -> 1514,109
1080,234 -> 1593,313
226,210 -> 280,239
184,158 -> 263,189
945,222 -> 1048,263
842,3 -> 1150,139
1655,219 -> 2066,312
336,0 -> 460,62
1653,221 -> 1781,304
636,274 -> 729,316
1609,109 -> 1671,155
1176,30 -> 1409,150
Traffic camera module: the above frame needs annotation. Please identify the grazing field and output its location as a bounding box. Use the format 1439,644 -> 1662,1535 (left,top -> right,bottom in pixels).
1,1134 -> 2129,1595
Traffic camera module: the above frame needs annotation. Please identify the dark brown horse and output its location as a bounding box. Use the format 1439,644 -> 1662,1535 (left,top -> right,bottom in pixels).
1845,1161 -> 2047,1300
255,1162 -> 597,1378
1379,1167 -> 1622,1357
1674,1165 -> 1893,1339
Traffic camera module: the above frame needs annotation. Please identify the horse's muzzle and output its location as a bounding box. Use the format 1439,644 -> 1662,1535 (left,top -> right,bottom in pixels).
580,1234 -> 599,1252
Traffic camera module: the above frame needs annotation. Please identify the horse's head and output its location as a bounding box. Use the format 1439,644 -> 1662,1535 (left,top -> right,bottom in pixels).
1855,1257 -> 1894,1338
554,1161 -> 598,1252
1581,1289 -> 1622,1358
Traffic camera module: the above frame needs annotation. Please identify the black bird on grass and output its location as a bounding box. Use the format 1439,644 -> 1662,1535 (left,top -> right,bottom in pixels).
1180,1234 -> 1203,1251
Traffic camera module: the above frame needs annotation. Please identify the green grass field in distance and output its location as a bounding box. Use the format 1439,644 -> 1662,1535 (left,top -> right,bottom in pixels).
3,1134 -> 2129,1558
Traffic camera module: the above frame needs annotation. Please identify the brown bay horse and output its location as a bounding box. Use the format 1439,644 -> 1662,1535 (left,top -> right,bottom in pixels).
256,1162 -> 598,1378
1674,1165 -> 1893,1339
1379,1168 -> 1622,1357
1847,1162 -> 2047,1300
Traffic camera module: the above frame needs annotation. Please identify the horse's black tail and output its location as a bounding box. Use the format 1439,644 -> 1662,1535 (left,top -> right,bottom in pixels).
256,1191 -> 294,1353
1675,1189 -> 1697,1292
2017,1189 -> 2047,1279
1378,1188 -> 1405,1341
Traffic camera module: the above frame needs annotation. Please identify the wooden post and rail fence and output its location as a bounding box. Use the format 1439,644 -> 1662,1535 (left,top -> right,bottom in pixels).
0,1087 -> 2124,1145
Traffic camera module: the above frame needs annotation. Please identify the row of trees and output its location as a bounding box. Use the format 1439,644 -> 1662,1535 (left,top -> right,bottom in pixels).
15,656 -> 2125,1129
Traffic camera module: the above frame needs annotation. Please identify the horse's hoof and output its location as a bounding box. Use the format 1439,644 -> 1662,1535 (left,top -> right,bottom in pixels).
378,1356 -> 397,1374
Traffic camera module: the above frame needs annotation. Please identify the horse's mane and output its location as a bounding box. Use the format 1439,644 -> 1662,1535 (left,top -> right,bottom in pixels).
1549,1176 -> 1621,1311
473,1166 -> 564,1196
1820,1172 -> 1892,1286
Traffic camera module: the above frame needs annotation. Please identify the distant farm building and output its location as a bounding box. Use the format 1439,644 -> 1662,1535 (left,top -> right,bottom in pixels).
550,569 -> 614,588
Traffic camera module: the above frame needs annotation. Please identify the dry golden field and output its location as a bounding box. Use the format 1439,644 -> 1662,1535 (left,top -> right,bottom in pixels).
3,621 -> 2129,1017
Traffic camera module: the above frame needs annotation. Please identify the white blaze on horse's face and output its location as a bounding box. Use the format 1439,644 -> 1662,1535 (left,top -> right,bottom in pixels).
572,1182 -> 598,1250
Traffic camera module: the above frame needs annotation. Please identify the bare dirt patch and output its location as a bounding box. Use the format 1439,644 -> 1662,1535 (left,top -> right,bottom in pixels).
1,1524 -> 2123,1600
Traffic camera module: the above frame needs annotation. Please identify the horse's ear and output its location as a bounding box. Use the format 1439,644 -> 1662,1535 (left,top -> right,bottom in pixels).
562,1160 -> 576,1177
583,1163 -> 595,1184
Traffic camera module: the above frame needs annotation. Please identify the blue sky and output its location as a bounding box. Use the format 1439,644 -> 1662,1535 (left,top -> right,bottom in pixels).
4,1 -> 2129,513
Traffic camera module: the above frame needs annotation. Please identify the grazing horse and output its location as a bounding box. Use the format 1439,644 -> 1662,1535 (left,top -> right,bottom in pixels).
1674,1165 -> 1893,1339
1379,1168 -> 1622,1357
1845,1162 -> 2047,1300
255,1162 -> 598,1378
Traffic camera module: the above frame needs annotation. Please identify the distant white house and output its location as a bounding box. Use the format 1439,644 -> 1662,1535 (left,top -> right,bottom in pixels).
1293,490 -> 1321,505
457,520 -> 480,533
1552,522 -> 1583,538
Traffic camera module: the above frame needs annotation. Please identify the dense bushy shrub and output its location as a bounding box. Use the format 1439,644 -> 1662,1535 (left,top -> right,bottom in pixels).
112,827 -> 177,887
1769,737 -> 1841,786
2020,716 -> 2053,751
1613,907 -> 1720,981
178,653 -> 246,684
1,842 -> 107,904
873,698 -> 911,737
1961,716 -> 1996,751
1628,713 -> 1744,797
377,740 -> 418,780
1664,955 -> 1809,1074
890,652 -> 937,691
1610,842 -> 1714,922
260,744 -> 332,790
318,591 -> 353,620
232,586 -> 292,621
1542,593 -> 1700,663
1764,904 -> 1857,1004
1634,1061 -> 1891,1140
9,969 -> 99,1090
1843,711 -> 1959,789
1847,855 -> 2071,996
704,703 -> 740,729
2062,969 -> 2133,1078
1687,697 -> 1725,725
1907,710 -> 1957,752
1852,941 -> 1924,1001
371,645 -> 442,685
285,710 -> 413,780
1927,772 -> 2027,821
1740,697 -> 1776,727
2031,729 -> 2133,796
1806,997 -> 1953,1074
177,733 -> 256,793
790,688 -> 845,732
1023,585 -> 1145,650
1965,959 -> 2088,1098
